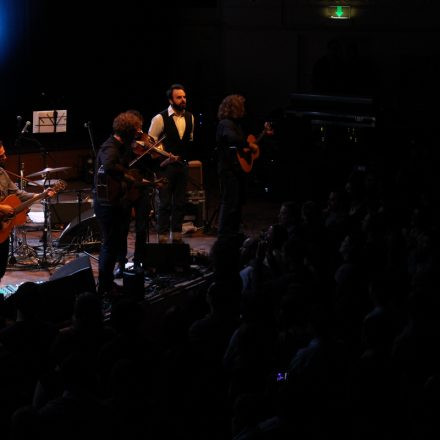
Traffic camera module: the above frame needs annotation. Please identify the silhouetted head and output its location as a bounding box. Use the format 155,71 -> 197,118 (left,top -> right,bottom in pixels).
14,282 -> 41,319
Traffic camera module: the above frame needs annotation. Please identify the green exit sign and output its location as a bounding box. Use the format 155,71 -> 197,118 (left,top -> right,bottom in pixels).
328,5 -> 351,19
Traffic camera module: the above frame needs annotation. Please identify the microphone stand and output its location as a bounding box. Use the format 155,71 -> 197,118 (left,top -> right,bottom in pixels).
82,122 -> 96,185
76,188 -> 86,226
85,121 -> 97,158
39,174 -> 53,268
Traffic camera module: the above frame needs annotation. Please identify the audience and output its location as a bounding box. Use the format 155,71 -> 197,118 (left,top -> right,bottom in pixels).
2,132 -> 440,440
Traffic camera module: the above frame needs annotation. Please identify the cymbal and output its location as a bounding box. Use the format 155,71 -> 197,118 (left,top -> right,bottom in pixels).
27,179 -> 59,187
26,166 -> 71,178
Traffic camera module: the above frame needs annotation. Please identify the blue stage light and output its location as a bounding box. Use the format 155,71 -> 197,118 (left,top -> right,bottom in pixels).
0,4 -> 10,60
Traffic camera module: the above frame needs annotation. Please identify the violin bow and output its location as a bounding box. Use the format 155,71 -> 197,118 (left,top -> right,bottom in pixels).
129,134 -> 167,168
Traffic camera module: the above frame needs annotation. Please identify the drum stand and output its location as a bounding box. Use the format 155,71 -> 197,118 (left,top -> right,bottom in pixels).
8,227 -> 18,265
37,174 -> 57,267
12,226 -> 39,261
38,200 -> 55,267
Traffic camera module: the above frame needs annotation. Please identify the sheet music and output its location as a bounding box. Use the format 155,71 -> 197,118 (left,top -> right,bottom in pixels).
32,110 -> 67,133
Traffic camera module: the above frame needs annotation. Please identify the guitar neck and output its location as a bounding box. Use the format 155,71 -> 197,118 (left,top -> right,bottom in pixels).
255,122 -> 272,144
15,190 -> 50,214
256,129 -> 268,144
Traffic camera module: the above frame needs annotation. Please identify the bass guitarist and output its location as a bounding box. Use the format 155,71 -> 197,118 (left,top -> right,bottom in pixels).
0,140 -> 55,282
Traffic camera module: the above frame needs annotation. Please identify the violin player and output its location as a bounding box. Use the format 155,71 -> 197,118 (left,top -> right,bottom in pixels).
113,110 -> 157,278
93,111 -> 145,297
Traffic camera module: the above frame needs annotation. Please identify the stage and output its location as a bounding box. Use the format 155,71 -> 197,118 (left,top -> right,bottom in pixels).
1,179 -> 280,303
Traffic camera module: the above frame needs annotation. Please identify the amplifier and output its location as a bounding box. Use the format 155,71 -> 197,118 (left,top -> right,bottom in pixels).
187,160 -> 203,191
186,190 -> 205,201
185,190 -> 206,227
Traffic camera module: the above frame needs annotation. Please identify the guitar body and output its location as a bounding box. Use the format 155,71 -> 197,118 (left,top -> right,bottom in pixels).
246,134 -> 261,160
125,169 -> 144,203
236,134 -> 261,173
236,124 -> 272,174
0,180 -> 65,244
0,195 -> 29,243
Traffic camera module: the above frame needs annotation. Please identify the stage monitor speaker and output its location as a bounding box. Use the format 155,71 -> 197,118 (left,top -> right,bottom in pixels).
185,190 -> 206,227
57,208 -> 101,250
187,160 -> 203,191
38,255 -> 96,324
143,243 -> 191,272
50,200 -> 93,228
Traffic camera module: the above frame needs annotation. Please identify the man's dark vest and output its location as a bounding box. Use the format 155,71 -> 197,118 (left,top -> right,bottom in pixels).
160,109 -> 193,161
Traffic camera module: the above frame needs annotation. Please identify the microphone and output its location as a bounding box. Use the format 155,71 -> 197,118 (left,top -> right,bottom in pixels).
21,121 -> 31,134
84,121 -> 91,128
16,115 -> 23,131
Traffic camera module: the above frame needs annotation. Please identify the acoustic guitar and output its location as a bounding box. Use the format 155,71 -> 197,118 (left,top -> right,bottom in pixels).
0,180 -> 66,243
237,122 -> 273,173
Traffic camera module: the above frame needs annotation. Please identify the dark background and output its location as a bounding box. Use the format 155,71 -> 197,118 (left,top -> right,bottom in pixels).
1,0 -> 440,200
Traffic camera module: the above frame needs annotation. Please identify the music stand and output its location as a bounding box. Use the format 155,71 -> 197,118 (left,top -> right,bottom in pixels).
32,110 -> 67,133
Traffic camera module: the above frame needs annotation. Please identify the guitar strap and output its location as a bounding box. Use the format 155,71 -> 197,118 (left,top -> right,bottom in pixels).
0,168 -> 35,202
95,165 -> 112,204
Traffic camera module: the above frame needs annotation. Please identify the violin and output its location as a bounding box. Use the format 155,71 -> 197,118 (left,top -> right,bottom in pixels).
130,132 -> 182,167
132,132 -> 157,156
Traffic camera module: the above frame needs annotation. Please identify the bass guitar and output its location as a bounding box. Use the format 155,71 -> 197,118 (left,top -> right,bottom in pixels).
0,180 -> 66,243
237,122 -> 273,173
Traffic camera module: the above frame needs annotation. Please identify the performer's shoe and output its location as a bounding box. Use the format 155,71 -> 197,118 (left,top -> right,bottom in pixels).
133,261 -> 144,275
113,263 -> 124,279
158,234 -> 169,244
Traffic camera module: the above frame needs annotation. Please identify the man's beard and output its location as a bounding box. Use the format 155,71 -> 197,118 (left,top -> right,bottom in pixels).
172,102 -> 185,112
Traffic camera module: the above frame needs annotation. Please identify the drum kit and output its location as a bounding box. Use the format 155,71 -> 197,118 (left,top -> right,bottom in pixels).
9,165 -> 94,267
